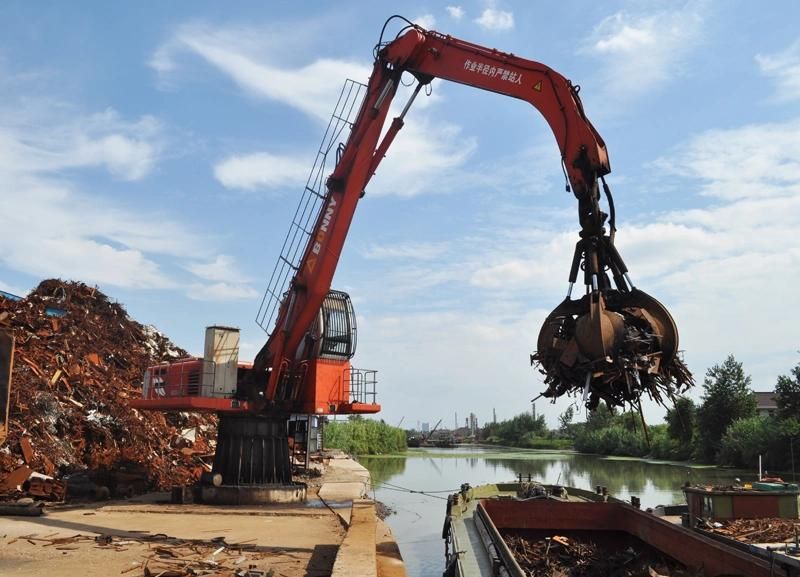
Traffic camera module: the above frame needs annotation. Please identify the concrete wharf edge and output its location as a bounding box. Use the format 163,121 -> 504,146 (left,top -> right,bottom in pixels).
322,451 -> 407,577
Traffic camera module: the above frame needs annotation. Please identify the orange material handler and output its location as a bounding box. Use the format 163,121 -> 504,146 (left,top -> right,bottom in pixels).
133,16 -> 689,486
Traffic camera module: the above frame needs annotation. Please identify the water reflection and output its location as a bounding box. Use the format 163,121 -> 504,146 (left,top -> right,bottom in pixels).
363,455 -> 406,487
359,447 -> 751,577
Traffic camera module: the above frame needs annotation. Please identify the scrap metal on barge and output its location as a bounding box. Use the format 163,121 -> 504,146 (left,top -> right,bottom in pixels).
442,482 -> 790,577
683,482 -> 800,575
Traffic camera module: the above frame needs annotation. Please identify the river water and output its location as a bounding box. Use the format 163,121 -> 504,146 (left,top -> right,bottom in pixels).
359,446 -> 749,577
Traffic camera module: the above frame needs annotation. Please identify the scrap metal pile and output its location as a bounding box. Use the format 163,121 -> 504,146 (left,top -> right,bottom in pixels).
0,280 -> 217,498
503,532 -> 697,577
701,517 -> 800,544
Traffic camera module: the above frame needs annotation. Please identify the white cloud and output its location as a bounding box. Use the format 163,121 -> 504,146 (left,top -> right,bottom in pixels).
369,118 -> 476,197
414,14 -> 436,30
154,23 -> 474,198
446,6 -> 465,21
0,109 -> 161,181
187,282 -> 259,301
756,39 -> 800,102
0,101 -> 233,292
151,24 -> 369,121
214,151 -> 309,191
468,235 -> 572,293
362,242 -> 450,261
357,306 -> 552,426
149,42 -> 178,75
653,120 -> 800,200
622,119 -> 800,390
0,171 -> 187,289
186,255 -> 251,283
185,256 -> 259,302
474,8 -> 514,31
583,8 -> 703,100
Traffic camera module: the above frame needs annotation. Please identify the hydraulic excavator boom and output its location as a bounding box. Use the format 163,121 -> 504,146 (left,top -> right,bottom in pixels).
252,16 -> 691,412
133,16 -> 692,489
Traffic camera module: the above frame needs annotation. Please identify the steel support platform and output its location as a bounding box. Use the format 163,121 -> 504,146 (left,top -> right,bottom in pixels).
200,414 -> 306,505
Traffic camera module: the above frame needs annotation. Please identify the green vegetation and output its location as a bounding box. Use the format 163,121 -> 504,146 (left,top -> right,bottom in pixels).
476,410 -> 574,450
324,416 -> 407,455
521,438 -> 574,450
562,355 -> 800,475
571,404 -> 682,460
665,397 -> 695,459
718,415 -> 800,470
558,405 -> 575,435
481,412 -> 571,449
775,362 -> 800,420
695,355 -> 756,461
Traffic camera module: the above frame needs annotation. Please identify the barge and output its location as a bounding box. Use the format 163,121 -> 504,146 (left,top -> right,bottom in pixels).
682,482 -> 800,575
683,482 -> 800,526
442,482 -> 789,577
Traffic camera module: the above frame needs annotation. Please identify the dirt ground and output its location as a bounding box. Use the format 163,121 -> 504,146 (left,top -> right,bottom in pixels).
0,453 -> 383,577
0,495 -> 346,577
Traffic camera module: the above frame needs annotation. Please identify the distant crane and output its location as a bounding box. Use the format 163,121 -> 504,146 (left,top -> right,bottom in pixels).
424,418 -> 443,443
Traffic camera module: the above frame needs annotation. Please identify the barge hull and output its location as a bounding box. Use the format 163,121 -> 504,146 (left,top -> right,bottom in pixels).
444,487 -> 785,577
485,499 -> 778,577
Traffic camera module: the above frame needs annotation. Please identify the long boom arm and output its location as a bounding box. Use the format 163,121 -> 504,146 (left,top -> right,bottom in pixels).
382,29 -> 609,199
253,21 -> 689,411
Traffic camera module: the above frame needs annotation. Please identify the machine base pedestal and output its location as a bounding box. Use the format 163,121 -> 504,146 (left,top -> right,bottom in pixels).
205,414 -> 306,504
199,483 -> 307,505
213,413 -> 293,485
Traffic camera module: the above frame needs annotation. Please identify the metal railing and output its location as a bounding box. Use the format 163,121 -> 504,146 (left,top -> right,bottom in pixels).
348,367 -> 378,405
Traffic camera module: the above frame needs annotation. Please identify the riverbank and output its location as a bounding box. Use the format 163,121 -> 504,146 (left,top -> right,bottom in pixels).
0,451 -> 404,577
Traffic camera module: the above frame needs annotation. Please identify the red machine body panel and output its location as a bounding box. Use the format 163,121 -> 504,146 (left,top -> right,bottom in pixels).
130,357 -> 380,415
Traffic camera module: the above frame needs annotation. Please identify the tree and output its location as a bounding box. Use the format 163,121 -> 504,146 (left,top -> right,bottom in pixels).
775,360 -> 800,420
558,406 -> 575,434
585,402 -> 615,431
484,412 -> 548,447
695,355 -> 756,461
666,397 -> 696,446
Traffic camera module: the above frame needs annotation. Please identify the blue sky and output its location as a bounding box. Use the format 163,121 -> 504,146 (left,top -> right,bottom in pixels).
2,1 -> 799,428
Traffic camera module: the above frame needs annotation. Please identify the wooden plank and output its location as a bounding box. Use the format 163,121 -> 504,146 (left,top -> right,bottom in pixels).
20,437 -> 34,464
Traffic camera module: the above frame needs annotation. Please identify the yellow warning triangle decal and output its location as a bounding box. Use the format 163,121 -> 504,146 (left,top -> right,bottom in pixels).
533,80 -> 542,92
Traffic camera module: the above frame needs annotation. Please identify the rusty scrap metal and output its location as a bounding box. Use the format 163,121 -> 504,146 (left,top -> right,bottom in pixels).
0,280 -> 218,494
503,532 -> 699,577
19,436 -> 34,463
702,517 -> 800,543
534,288 -> 693,411
7,530 -> 271,575
21,477 -> 66,501
0,464 -> 32,493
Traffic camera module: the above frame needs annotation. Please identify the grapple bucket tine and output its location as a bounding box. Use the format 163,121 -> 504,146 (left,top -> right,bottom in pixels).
533,286 -> 691,411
